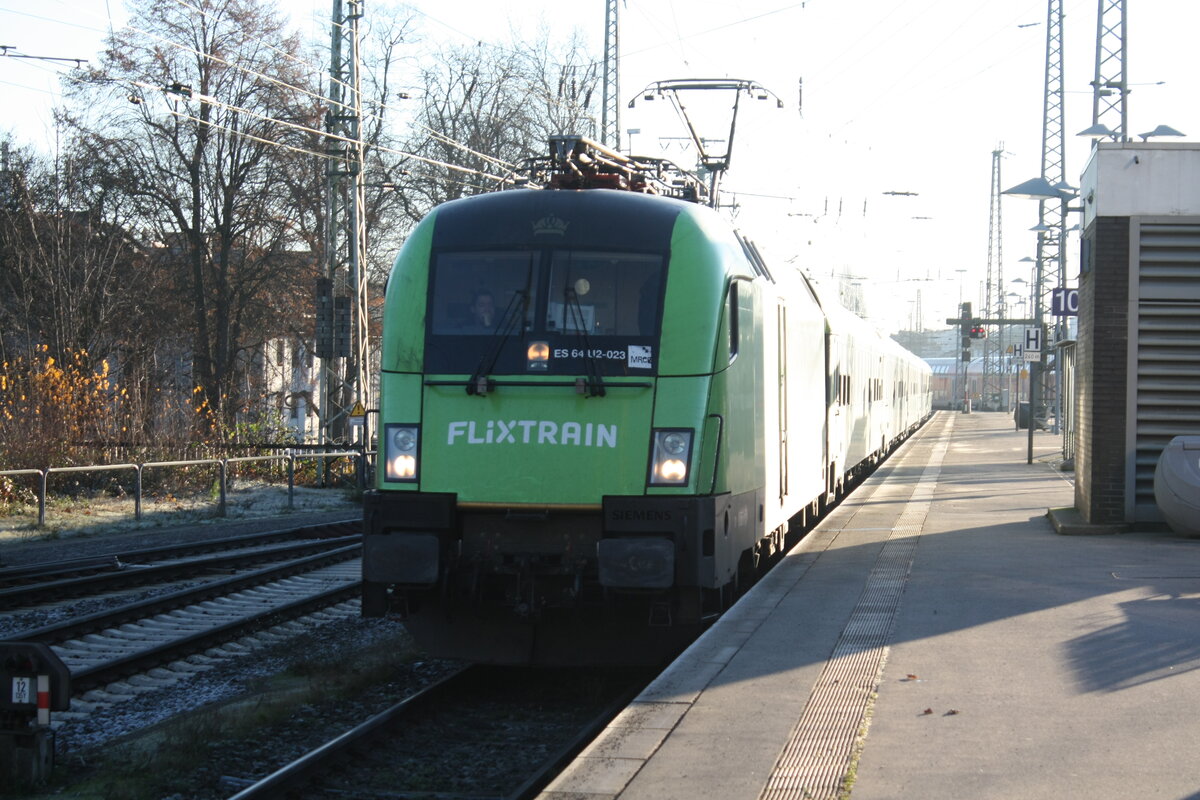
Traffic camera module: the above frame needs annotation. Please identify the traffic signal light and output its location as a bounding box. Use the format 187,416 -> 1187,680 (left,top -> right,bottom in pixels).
969,322 -> 986,339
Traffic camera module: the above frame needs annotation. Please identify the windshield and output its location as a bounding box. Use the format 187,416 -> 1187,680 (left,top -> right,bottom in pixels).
429,252 -> 537,336
425,249 -> 665,376
546,251 -> 662,337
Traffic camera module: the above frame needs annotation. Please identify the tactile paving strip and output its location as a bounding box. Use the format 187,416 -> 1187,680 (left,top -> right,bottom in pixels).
760,417 -> 952,800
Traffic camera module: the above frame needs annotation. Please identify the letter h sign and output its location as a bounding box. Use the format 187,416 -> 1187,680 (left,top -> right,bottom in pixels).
1023,326 -> 1042,354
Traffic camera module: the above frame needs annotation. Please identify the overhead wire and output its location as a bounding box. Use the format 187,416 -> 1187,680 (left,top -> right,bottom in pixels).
622,1 -> 808,62
802,0 -> 930,86
9,1 -> 590,181
923,0 -> 1092,99
397,3 -> 606,120
167,0 -> 553,171
25,0 -> 508,176
7,1 -> 593,176
134,78 -> 513,183
161,104 -> 510,197
3,1 -> 488,171
831,0 -> 1003,130
0,77 -> 62,96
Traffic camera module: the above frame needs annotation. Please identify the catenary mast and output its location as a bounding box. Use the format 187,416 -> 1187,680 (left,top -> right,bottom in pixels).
601,0 -> 621,150
319,0 -> 370,444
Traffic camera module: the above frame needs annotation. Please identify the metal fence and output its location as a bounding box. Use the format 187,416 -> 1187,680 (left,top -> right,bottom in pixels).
0,449 -> 370,528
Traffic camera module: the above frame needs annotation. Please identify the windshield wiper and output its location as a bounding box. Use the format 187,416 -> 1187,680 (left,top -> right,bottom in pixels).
564,287 -> 606,397
466,290 -> 529,395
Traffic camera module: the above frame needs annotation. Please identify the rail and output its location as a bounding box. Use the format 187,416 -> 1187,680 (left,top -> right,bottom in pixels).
0,449 -> 373,528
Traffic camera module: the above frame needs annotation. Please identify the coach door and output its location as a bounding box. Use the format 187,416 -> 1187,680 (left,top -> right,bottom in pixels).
777,303 -> 788,502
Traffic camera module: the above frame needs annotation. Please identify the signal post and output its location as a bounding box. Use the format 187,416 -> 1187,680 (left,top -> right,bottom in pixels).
947,303 -> 1037,414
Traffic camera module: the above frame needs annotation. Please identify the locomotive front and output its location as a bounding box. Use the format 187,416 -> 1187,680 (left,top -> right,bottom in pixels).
363,185 -> 749,664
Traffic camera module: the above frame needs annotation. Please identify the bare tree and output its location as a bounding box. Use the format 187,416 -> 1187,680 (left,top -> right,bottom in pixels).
401,31 -> 601,218
63,0 -> 326,425
0,135 -> 165,372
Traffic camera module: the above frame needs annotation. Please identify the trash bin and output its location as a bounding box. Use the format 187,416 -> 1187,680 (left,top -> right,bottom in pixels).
1154,436 -> 1200,535
1015,402 -> 1030,430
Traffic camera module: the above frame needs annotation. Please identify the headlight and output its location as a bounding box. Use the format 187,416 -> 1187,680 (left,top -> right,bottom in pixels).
649,428 -> 693,486
385,423 -> 419,482
660,432 -> 689,456
527,340 -> 550,371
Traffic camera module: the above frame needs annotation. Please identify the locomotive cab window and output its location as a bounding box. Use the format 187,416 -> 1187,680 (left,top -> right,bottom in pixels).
429,252 -> 538,335
547,251 -> 664,337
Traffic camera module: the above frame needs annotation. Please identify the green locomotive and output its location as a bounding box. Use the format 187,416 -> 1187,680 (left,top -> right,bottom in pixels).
363,138 -> 930,664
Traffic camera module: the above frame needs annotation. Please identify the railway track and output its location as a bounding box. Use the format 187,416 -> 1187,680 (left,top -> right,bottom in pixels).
225,664 -> 649,800
0,520 -> 360,610
0,534 -> 361,613
2,544 -> 363,698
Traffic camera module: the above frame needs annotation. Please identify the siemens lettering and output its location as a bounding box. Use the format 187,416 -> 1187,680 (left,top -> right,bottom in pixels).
447,420 -> 617,448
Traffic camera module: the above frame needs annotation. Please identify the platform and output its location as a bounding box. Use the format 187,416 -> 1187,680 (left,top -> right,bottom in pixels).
541,410 -> 1200,800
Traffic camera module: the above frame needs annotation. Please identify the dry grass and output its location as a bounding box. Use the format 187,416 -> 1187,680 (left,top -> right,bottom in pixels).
0,479 -> 360,545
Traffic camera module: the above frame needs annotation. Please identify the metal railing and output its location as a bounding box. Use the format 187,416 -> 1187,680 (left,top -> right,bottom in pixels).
0,450 -> 372,528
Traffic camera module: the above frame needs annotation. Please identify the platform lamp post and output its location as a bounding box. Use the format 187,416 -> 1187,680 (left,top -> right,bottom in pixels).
1002,176 -> 1073,464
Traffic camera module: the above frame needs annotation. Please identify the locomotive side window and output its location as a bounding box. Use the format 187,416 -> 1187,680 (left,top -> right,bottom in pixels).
727,282 -> 739,363
547,251 -> 664,336
429,252 -> 537,335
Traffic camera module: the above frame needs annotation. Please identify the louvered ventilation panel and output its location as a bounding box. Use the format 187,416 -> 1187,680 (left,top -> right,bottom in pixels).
1132,222 -> 1200,520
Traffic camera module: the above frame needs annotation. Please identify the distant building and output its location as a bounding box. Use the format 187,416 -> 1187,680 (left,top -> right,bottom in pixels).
247,336 -> 321,441
892,328 -> 958,360
924,356 -> 1032,412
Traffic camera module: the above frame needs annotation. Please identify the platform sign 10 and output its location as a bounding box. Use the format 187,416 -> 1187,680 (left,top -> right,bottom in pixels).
1051,287 -> 1078,316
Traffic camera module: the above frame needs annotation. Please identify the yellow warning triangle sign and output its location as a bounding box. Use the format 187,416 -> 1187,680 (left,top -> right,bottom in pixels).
350,401 -> 366,417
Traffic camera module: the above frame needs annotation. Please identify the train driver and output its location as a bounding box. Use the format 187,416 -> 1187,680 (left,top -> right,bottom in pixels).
462,291 -> 496,332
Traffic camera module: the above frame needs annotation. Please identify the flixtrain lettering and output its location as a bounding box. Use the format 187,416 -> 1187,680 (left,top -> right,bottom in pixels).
446,420 -> 617,448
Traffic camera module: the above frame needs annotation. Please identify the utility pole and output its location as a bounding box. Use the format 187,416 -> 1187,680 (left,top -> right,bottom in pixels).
1031,0 -> 1066,444
319,0 -> 370,444
1090,0 -> 1128,141
601,0 -> 620,150
982,145 -> 1006,411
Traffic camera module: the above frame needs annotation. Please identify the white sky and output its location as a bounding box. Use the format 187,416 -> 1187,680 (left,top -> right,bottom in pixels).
2,0 -> 1196,334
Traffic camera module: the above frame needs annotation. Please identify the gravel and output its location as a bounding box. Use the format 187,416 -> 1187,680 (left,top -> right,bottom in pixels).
0,505 -> 444,800
40,613 -> 462,800
53,614 -> 416,753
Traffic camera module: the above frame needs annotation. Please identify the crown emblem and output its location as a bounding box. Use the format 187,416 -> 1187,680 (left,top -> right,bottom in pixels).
532,215 -> 569,236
